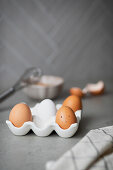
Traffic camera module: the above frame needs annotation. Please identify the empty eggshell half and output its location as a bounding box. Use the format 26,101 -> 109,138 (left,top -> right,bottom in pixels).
83,81 -> 105,95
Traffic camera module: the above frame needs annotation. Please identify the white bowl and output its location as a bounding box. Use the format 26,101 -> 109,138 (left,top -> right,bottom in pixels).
6,104 -> 82,138
23,75 -> 64,99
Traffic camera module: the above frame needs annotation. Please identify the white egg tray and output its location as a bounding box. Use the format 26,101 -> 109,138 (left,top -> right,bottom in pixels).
6,104 -> 82,138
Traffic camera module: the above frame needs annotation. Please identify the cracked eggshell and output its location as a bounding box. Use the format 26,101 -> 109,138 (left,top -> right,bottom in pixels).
83,81 -> 105,95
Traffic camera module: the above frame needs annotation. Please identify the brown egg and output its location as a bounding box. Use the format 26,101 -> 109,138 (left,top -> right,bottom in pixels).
63,95 -> 82,112
9,103 -> 32,127
69,87 -> 84,98
56,106 -> 77,129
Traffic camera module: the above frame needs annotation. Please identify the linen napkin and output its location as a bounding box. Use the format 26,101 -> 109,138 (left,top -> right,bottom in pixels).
46,126 -> 113,170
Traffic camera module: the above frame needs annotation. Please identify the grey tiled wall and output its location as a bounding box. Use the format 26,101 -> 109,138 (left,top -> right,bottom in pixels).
0,0 -> 113,89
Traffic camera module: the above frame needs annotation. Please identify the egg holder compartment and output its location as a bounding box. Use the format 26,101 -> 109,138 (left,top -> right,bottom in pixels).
6,104 -> 82,138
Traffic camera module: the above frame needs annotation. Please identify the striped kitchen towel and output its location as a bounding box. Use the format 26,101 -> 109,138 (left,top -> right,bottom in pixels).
46,126 -> 113,170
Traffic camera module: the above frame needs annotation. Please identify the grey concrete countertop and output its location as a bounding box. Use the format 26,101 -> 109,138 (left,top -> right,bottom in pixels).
0,79 -> 113,170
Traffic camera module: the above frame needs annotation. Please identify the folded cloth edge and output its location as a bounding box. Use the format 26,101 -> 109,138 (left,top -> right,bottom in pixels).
46,125 -> 113,170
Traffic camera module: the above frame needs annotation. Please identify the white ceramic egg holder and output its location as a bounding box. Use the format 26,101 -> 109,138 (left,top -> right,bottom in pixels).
6,104 -> 82,138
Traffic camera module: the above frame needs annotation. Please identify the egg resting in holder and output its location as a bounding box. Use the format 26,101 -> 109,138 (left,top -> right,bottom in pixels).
6,99 -> 82,138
